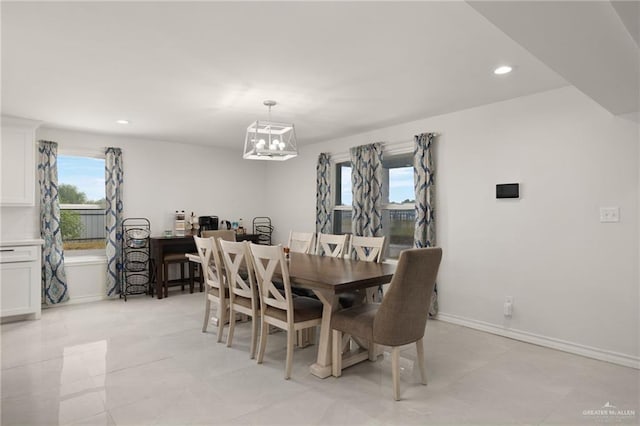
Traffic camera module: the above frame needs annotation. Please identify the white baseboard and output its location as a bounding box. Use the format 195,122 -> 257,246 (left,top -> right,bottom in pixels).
43,294 -> 109,308
436,312 -> 640,370
66,295 -> 109,304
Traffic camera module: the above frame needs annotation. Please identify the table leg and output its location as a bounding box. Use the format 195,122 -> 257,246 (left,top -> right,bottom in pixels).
155,247 -> 164,299
309,290 -> 339,379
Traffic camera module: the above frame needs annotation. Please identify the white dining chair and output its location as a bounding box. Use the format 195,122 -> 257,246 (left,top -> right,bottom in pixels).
249,243 -> 323,379
218,239 -> 261,359
349,235 -> 386,263
288,231 -> 315,254
349,235 -> 387,303
193,235 -> 230,342
315,233 -> 349,258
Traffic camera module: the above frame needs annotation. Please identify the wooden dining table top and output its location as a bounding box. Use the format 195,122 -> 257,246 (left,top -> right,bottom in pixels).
285,252 -> 396,294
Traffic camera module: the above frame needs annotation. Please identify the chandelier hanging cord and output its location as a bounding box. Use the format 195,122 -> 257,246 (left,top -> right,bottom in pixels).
264,100 -> 275,146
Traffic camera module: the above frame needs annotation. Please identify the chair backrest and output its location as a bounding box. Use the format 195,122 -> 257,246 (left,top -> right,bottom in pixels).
373,248 -> 442,346
202,229 -> 237,242
218,239 -> 257,304
288,231 -> 315,254
315,233 -> 349,258
193,236 -> 224,289
249,243 -> 293,321
201,230 -> 236,275
349,235 -> 386,263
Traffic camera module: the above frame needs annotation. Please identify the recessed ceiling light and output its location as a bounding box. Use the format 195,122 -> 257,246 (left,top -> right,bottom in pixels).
116,119 -> 130,125
494,65 -> 513,75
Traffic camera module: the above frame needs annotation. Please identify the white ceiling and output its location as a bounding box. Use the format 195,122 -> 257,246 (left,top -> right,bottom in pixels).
1,1 -> 636,149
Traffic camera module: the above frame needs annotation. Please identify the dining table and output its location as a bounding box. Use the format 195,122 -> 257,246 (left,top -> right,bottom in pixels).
285,252 -> 396,378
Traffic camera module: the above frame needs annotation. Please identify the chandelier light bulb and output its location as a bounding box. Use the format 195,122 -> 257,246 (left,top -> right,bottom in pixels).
256,139 -> 266,149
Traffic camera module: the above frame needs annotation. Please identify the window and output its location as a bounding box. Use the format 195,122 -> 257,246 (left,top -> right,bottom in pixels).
58,154 -> 106,255
333,162 -> 352,236
332,153 -> 415,259
382,154 -> 415,259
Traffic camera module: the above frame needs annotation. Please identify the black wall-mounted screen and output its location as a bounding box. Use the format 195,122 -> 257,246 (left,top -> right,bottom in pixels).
496,183 -> 519,199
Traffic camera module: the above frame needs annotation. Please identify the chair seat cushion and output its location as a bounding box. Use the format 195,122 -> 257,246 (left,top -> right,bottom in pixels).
164,253 -> 188,262
265,296 -> 323,323
232,295 -> 255,309
291,287 -> 315,298
331,303 -> 380,341
338,292 -> 359,309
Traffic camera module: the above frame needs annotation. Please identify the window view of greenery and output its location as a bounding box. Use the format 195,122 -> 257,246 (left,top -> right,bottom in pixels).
58,155 -> 106,252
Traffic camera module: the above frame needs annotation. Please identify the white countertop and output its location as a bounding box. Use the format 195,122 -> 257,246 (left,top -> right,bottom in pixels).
0,239 -> 44,247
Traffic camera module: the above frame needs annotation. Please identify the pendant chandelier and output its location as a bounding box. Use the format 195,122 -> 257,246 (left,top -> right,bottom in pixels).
243,100 -> 298,161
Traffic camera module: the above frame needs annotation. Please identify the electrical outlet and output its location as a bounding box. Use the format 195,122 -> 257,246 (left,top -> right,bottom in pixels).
504,296 -> 513,317
600,207 -> 620,223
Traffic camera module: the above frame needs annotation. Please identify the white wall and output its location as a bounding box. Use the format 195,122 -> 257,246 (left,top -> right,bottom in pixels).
63,258 -> 108,304
265,86 -> 639,366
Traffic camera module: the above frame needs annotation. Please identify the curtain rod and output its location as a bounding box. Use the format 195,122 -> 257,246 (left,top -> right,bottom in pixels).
382,133 -> 439,147
328,133 -> 439,159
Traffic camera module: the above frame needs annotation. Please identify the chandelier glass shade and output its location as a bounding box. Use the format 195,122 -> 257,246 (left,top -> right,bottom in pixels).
243,100 -> 298,161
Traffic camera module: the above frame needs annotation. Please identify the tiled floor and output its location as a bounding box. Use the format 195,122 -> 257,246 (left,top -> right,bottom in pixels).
1,292 -> 638,425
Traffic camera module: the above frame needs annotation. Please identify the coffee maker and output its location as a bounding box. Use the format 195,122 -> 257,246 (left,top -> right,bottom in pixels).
198,216 -> 218,236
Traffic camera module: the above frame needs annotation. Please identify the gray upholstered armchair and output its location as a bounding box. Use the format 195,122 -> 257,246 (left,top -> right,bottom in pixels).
330,247 -> 442,400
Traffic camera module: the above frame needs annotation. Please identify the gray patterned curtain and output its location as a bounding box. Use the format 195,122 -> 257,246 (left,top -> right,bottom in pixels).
350,143 -> 383,237
38,141 -> 69,305
413,132 -> 437,315
316,153 -> 332,234
105,147 -> 124,297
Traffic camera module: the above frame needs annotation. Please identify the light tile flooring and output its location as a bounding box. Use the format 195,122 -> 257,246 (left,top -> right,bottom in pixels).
1,292 -> 638,425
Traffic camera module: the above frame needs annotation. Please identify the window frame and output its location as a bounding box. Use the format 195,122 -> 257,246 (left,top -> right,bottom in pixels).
330,143 -> 415,259
58,149 -> 107,258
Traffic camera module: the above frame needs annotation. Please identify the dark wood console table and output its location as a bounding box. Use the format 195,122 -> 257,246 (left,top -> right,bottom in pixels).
150,233 -> 262,299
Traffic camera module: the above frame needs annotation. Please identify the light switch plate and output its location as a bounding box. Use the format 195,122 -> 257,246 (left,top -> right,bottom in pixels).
599,207 -> 620,223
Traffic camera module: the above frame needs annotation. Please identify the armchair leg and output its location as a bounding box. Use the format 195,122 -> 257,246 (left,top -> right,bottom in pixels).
368,343 -> 377,361
416,337 -> 427,385
332,330 -> 343,377
391,346 -> 400,401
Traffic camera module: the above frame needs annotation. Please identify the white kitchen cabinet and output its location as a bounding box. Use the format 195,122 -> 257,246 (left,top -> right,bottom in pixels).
0,241 -> 43,319
1,117 -> 40,206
